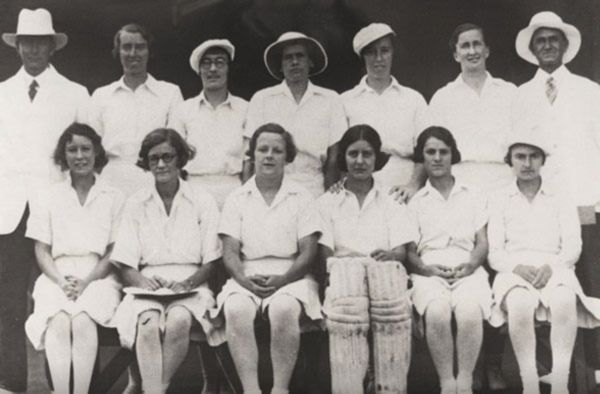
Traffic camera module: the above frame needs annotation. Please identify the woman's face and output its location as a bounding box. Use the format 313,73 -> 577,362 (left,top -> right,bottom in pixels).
65,134 -> 96,177
147,141 -> 179,185
363,35 -> 393,81
254,132 -> 287,179
422,137 -> 453,179
345,139 -> 376,182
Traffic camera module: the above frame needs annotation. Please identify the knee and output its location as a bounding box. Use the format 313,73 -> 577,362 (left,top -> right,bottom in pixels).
268,295 -> 301,330
505,288 -> 537,321
454,301 -> 483,328
425,299 -> 452,327
47,312 -> 71,337
136,310 -> 160,341
224,294 -> 256,328
71,313 -> 97,339
165,306 -> 192,335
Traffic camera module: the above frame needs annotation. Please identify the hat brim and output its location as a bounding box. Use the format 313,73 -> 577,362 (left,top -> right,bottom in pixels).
2,32 -> 68,50
507,142 -> 550,157
264,37 -> 328,80
189,42 -> 235,74
515,22 -> 580,65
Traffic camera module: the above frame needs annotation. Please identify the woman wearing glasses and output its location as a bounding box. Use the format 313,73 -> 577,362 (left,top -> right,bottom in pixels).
111,128 -> 223,394
169,39 -> 248,209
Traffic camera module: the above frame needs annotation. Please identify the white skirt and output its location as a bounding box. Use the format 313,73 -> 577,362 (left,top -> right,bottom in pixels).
112,263 -> 225,349
489,252 -> 600,328
187,174 -> 241,210
212,257 -> 323,330
25,255 -> 122,350
410,249 -> 492,319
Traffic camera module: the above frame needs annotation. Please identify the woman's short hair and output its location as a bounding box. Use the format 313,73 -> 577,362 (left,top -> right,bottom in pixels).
112,23 -> 153,58
449,23 -> 485,54
413,126 -> 462,165
136,128 -> 195,179
53,123 -> 108,172
336,124 -> 390,172
247,123 -> 297,163
504,143 -> 547,166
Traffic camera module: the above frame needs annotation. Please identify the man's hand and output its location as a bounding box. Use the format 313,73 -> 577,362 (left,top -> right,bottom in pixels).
389,183 -> 420,203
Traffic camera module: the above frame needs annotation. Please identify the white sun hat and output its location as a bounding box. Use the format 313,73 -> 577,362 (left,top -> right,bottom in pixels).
352,23 -> 395,57
515,11 -> 580,65
2,8 -> 68,50
263,31 -> 327,80
189,39 -> 235,74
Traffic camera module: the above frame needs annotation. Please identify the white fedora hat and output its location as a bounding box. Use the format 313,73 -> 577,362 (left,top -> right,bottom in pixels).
263,31 -> 327,80
2,8 -> 68,50
515,11 -> 580,65
352,23 -> 396,57
189,39 -> 235,74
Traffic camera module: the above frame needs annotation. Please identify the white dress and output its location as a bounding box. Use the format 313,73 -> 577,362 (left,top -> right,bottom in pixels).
488,181 -> 600,328
24,176 -> 124,350
110,180 -> 225,348
213,176 -> 323,326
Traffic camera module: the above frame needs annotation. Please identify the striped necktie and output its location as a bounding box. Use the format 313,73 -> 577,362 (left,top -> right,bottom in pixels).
29,79 -> 38,102
545,77 -> 557,105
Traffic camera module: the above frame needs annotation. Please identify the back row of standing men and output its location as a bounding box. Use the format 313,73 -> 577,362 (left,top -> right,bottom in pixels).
0,7 -> 600,393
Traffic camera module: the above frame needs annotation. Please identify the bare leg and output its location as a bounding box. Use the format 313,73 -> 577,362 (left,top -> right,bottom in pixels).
45,312 -> 72,394
424,300 -> 455,393
454,301 -> 483,393
505,288 -> 539,394
136,310 -> 163,394
269,295 -> 301,394
71,313 -> 98,394
223,294 -> 260,394
548,286 -> 577,393
162,306 -> 192,389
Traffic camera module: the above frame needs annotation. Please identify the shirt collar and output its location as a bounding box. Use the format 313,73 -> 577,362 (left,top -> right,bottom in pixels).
337,179 -> 384,210
18,64 -> 55,87
242,175 -> 300,208
454,71 -> 499,92
198,90 -> 232,108
507,178 -> 554,199
273,80 -> 319,102
114,73 -> 159,95
62,173 -> 111,206
357,75 -> 402,95
533,65 -> 570,84
140,178 -> 195,205
419,178 -> 469,200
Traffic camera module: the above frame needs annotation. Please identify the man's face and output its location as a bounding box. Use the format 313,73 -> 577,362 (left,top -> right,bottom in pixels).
362,35 -> 393,80
510,145 -> 544,181
199,49 -> 229,92
530,27 -> 568,70
453,29 -> 489,73
281,43 -> 312,84
119,31 -> 149,76
17,35 -> 55,76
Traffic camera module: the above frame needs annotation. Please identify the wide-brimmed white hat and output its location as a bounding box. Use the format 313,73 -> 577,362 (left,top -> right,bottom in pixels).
515,11 -> 580,65
263,31 -> 327,80
2,8 -> 68,50
189,39 -> 235,74
352,23 -> 396,57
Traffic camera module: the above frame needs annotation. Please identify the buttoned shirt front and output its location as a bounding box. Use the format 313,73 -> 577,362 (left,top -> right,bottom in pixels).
342,76 -> 427,159
408,180 -> 488,257
0,66 -> 89,234
244,81 -> 347,176
169,91 -> 248,176
512,66 -> 600,209
111,180 -> 221,269
89,74 -> 183,161
318,181 -> 417,257
487,181 -> 581,273
26,175 -> 124,258
219,176 -> 321,261
427,73 -> 517,163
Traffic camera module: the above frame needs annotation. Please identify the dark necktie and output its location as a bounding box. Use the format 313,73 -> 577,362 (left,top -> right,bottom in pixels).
29,79 -> 38,102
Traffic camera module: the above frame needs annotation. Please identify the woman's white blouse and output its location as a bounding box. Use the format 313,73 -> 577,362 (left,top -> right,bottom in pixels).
408,180 -> 488,256
218,176 -> 322,260
317,182 -> 417,256
487,181 -> 582,273
26,176 -> 124,258
111,180 -> 221,268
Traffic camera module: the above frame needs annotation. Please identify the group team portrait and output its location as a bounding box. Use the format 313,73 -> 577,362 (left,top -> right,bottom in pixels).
1,0 -> 600,393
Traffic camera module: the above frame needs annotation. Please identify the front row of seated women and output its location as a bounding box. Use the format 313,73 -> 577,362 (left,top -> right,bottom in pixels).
25,120 -> 600,394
